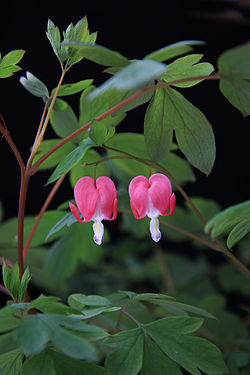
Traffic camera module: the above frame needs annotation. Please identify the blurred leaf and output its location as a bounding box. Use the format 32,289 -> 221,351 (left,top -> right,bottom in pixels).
162,54 -> 214,87
164,87 -> 216,175
0,349 -> 23,375
50,99 -> 79,139
32,139 -> 75,170
45,222 -> 104,283
205,201 -> 250,248
144,88 -> 173,161
15,314 -> 97,359
47,138 -> 95,184
51,79 -> 93,97
19,72 -> 49,100
22,348 -> 108,375
218,41 -> 250,116
68,294 -> 113,308
143,40 -> 205,62
23,210 -> 66,247
88,120 -> 115,145
0,50 -> 25,78
63,41 -> 128,67
217,264 -> 250,297
88,60 -> 166,100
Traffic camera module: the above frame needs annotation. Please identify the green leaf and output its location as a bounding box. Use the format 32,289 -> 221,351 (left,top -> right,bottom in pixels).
145,317 -> 227,375
15,314 -> 96,359
18,267 -> 31,302
2,262 -> 20,301
205,201 -> 250,248
51,79 -> 93,97
104,316 -> 226,375
218,41 -> 250,116
68,294 -> 113,308
165,87 -> 216,175
88,60 -> 167,100
88,120 -> 115,145
144,40 -> 205,62
50,99 -> 79,139
0,349 -> 23,375
19,72 -> 49,100
79,85 -> 126,128
0,50 -> 25,78
32,139 -> 75,170
144,87 -> 173,161
69,149 -> 109,188
45,222 -> 103,283
162,54 -> 214,87
141,335 -> 183,375
45,212 -> 77,241
62,41 -> 129,67
47,138 -> 95,184
23,211 -> 66,247
104,328 -> 144,375
22,348 -> 108,375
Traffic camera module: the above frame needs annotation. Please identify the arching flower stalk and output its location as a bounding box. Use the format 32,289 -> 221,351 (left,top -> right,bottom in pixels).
69,176 -> 118,245
129,173 -> 176,242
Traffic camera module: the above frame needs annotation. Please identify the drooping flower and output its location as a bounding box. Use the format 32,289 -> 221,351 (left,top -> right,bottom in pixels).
69,176 -> 118,245
128,173 -> 176,242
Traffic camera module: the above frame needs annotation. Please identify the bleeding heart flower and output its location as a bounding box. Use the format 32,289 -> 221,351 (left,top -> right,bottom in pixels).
128,173 -> 176,242
69,176 -> 118,245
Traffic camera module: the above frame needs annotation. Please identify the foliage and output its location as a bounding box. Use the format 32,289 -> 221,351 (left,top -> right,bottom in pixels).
0,15 -> 249,375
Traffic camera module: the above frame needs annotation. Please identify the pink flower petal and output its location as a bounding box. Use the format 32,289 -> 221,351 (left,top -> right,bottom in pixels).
74,176 -> 99,222
128,175 -> 149,219
148,173 -> 172,216
69,202 -> 84,223
165,193 -> 176,216
96,176 -> 118,220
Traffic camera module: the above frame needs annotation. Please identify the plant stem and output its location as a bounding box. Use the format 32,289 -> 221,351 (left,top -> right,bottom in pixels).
17,171 -> 30,278
23,174 -> 66,262
122,309 -> 142,327
0,120 -> 25,172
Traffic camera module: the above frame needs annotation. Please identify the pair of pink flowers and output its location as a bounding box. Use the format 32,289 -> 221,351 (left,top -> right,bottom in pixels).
69,173 -> 176,245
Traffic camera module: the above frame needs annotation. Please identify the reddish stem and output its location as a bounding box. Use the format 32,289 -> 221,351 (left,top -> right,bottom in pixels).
23,174 -> 66,262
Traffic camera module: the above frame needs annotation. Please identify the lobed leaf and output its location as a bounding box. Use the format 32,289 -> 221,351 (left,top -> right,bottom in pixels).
0,50 -> 25,78
162,53 -> 214,87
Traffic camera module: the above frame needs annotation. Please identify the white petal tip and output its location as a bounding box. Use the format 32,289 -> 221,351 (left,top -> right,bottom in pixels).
150,218 -> 162,243
93,221 -> 104,246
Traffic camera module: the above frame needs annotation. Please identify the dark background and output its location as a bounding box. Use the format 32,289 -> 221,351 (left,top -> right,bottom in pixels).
1,0 -> 250,219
